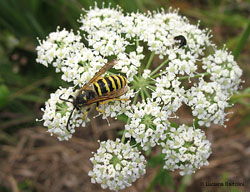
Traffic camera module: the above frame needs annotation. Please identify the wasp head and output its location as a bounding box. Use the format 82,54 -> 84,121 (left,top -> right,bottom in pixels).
73,89 -> 95,110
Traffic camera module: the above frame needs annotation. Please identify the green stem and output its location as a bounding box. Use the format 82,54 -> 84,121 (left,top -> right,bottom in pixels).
133,91 -> 140,105
143,88 -> 151,98
233,19 -> 250,60
121,130 -> 126,143
151,71 -> 166,79
177,175 -> 192,192
145,51 -> 155,69
230,93 -> 250,100
136,38 -> 139,48
121,120 -> 129,143
148,81 -> 156,85
140,89 -> 145,101
133,75 -> 139,81
150,58 -> 169,77
148,85 -> 156,90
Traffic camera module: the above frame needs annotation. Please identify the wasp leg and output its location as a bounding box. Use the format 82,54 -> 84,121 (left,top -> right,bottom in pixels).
82,108 -> 90,120
96,102 -> 105,114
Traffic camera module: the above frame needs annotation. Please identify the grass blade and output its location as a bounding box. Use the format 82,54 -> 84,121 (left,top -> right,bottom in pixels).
233,19 -> 250,60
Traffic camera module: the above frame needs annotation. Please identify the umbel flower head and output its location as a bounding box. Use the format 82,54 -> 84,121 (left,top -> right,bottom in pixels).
88,139 -> 146,191
36,3 -> 242,190
40,87 -> 89,141
161,124 -> 211,176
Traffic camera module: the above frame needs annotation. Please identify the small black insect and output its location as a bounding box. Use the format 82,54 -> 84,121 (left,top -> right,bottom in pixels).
174,35 -> 187,48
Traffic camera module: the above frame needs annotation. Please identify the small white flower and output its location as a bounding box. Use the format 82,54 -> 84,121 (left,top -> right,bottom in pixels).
142,69 -> 151,79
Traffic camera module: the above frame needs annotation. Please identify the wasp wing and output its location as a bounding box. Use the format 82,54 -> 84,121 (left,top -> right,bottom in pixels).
81,60 -> 118,91
86,85 -> 129,105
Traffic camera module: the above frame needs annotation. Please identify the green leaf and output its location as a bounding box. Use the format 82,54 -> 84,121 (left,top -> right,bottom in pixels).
229,87 -> 250,106
146,168 -> 175,192
148,154 -> 165,168
117,114 -> 128,122
0,184 -> 11,192
170,122 -> 179,128
26,12 -> 45,37
160,170 -> 174,189
221,172 -> 229,183
145,146 -> 151,156
230,187 -> 243,192
0,84 -> 9,109
177,175 -> 192,192
233,19 -> 250,60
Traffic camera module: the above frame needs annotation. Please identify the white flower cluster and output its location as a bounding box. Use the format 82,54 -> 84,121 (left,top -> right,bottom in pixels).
36,28 -> 83,69
88,139 -> 146,191
202,49 -> 243,94
164,50 -> 198,77
84,7 -> 209,55
80,6 -> 211,57
152,74 -> 185,115
80,7 -> 146,81
80,6 -> 124,33
36,4 -> 243,189
125,99 -> 170,150
184,79 -> 230,127
36,28 -> 108,86
161,124 -> 211,176
40,87 -> 88,141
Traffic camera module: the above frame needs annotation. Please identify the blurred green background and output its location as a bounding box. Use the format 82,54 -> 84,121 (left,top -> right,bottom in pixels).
0,0 -> 249,192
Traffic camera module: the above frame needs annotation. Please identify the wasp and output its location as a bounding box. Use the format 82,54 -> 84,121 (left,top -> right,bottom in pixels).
59,60 -> 129,132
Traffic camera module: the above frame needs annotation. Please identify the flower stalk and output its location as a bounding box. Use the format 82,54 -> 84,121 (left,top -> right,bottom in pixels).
150,58 -> 169,77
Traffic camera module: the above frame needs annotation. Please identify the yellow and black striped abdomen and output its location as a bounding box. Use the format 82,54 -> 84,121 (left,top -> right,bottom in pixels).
93,75 -> 127,96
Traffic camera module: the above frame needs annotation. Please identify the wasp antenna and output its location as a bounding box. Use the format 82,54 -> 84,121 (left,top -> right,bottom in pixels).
59,93 -> 73,103
66,107 -> 76,132
174,35 -> 187,48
